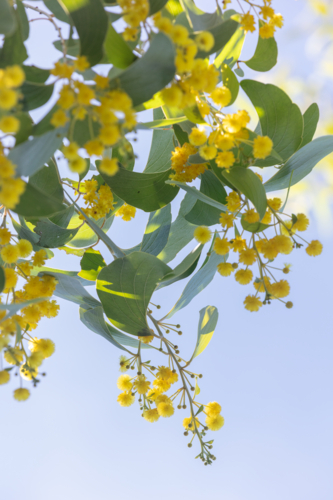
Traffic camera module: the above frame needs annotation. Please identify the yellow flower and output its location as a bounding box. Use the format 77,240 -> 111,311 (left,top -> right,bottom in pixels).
189,128 -> 207,146
1,244 -> 20,264
99,158 -> 119,176
231,235 -> 246,252
4,267 -> 18,290
244,295 -> 263,312
253,135 -> 273,159
0,228 -> 11,244
50,109 -> 68,127
171,25 -> 189,46
28,338 -> 55,358
99,125 -> 120,146
77,83 -> 95,105
235,268 -> 253,285
270,13 -> 284,28
17,239 -> 33,258
0,88 -> 18,109
32,249 -> 47,267
143,409 -> 160,422
306,240 -> 323,256
213,237 -> 230,255
226,191 -> 241,212
205,414 -> 225,430
117,374 -> 133,392
244,208 -> 260,223
262,239 -> 279,260
199,145 -> 217,160
205,401 -> 221,416
219,212 -> 235,229
153,378 -> 171,393
260,5 -> 275,20
0,116 -> 20,133
161,85 -> 183,107
50,62 -> 74,79
94,74 -> 109,89
215,151 -> 235,169
69,156 -> 86,174
157,401 -> 174,417
58,86 -> 76,109
154,16 -> 173,34
253,276 -> 271,293
83,139 -> 104,157
28,352 -> 44,368
156,366 -> 171,379
195,31 -> 214,52
261,210 -> 272,224
0,370 -> 10,385
239,248 -> 257,266
210,86 -> 231,107
13,388 -> 30,402
3,65 -> 25,87
4,348 -> 23,365
240,12 -> 256,33
217,262 -> 234,277
267,197 -> 282,211
133,375 -> 150,394
74,56 -> 90,72
116,204 -> 136,221
293,213 -> 309,232
117,392 -> 135,407
183,416 -> 200,430
193,226 -> 211,244
270,279 -> 290,298
138,335 -> 154,344
215,133 -> 235,151
259,22 -> 275,39
122,27 -> 138,42
274,235 -> 293,254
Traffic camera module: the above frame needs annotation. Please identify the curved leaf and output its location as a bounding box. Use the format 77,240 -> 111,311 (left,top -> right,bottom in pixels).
157,243 -> 203,289
190,306 -> 218,361
299,103 -> 319,149
166,180 -> 228,213
29,160 -> 64,203
0,0 -> 16,36
214,25 -> 245,69
79,249 -> 106,281
222,63 -> 239,105
149,0 -> 169,15
265,136 -> 333,192
20,82 -> 54,112
245,25 -> 278,72
44,272 -> 100,308
194,19 -> 239,59
13,182 -> 65,218
97,252 -> 171,336
33,220 -> 80,248
104,23 -> 136,69
141,205 -> 171,256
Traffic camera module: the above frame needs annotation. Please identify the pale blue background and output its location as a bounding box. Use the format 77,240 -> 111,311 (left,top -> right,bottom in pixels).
2,1 -> 333,499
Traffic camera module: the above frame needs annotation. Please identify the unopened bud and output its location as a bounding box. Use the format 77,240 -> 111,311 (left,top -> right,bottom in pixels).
286,301 -> 293,309
232,262 -> 238,269
282,267 -> 290,274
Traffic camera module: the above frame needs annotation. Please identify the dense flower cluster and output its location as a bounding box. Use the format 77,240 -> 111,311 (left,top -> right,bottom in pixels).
239,0 -> 284,38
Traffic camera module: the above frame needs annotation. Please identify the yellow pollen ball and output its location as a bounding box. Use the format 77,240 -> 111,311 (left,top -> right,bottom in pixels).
199,145 -> 217,160
217,262 -> 234,277
99,158 -> 119,176
193,226 -> 212,244
161,85 -> 183,107
293,213 -> 309,232
244,295 -> 263,312
157,402 -> 174,418
143,409 -> 160,423
195,31 -> 215,52
205,414 -> 225,431
210,86 -> 231,107
0,116 -> 20,133
270,279 -> 290,298
215,151 -> 235,169
253,135 -> 273,159
28,338 -> 55,358
239,248 -> 257,266
13,388 -> 30,402
244,208 -> 260,224
4,268 -> 18,290
17,239 -> 33,258
235,268 -> 253,285
213,237 -> 230,255
0,370 -> 10,385
117,392 -> 135,407
189,128 -> 207,146
205,401 -> 222,416
117,374 -> 133,392
133,375 -> 150,395
69,157 -> 86,174
183,416 -> 200,430
1,244 -> 20,264
306,240 -> 323,257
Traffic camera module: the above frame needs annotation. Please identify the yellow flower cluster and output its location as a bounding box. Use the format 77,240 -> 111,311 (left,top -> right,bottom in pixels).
0,229 -> 59,400
50,57 -> 136,176
239,0 -> 284,38
78,178 -> 115,221
0,65 -> 26,209
118,0 -> 149,42
170,142 -> 207,182
194,192 -> 323,311
115,203 -> 136,221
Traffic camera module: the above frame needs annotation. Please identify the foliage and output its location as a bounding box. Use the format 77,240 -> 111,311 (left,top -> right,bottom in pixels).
0,0 -> 327,464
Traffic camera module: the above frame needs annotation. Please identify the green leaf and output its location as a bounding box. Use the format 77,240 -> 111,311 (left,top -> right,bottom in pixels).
79,305 -> 152,351
98,164 -> 179,212
15,112 -> 33,146
157,243 -> 202,289
149,0 -> 169,15
44,0 -> 71,23
23,65 -> 50,83
20,82 -> 54,112
183,105 -> 206,124
0,265 -> 5,294
173,123 -> 189,146
49,205 -> 74,228
241,216 -> 269,234
157,193 -> 197,263
33,220 -> 80,248
109,33 -> 175,107
29,159 -> 64,203
60,0 -> 108,66
112,139 -> 135,171
299,103 -> 319,149
49,272 -> 100,308
185,170 -> 227,226
181,0 -> 223,30
72,114 -> 100,147
166,180 -> 228,214
0,0 -> 16,36
163,249 -> 225,319
8,128 -> 67,178
145,127 -> 174,173
265,136 -> 333,192
190,306 -> 218,360
16,1 -> 29,41
78,249 -> 106,281
214,25 -> 245,69
222,167 -> 267,219
97,252 -> 171,336
13,182 -> 65,218
0,12 -> 28,67
141,205 -> 171,256
137,116 -> 187,129
194,20 -> 239,59
0,299 -> 46,321
104,23 -> 136,69
222,63 -> 239,106
15,322 -> 22,344
12,217 -> 39,246
245,23 -> 278,72
32,267 -> 91,286
241,80 -> 303,165
66,212 -> 114,249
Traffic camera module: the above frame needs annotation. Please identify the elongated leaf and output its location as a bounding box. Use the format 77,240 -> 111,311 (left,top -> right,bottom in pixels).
31,267 -> 92,286
0,266 -> 5,294
173,124 -> 189,146
241,80 -> 303,165
78,249 -> 106,281
0,0 -> 16,36
23,65 -> 50,83
16,1 -> 29,41
299,103 -> 319,149
157,193 -> 197,263
98,165 -> 179,212
222,63 -> 239,105
189,306 -> 218,361
166,180 -> 228,213
214,25 -> 245,69
185,170 -> 227,226
29,159 -> 63,203
12,217 -> 40,246
137,116 -> 187,129
97,252 -> 171,336
265,136 -> 333,192
60,0 -> 108,66
104,23 -> 136,69
149,0 -> 168,15
0,298 -> 46,320
222,167 -> 267,219
80,305 -> 152,351
33,220 -> 80,248
15,112 -> 33,146
13,182 -> 65,218
109,33 -> 175,107
45,272 -> 100,308
157,243 -> 202,289
66,212 -> 113,249
49,205 -> 74,228
20,82 -> 54,112
183,105 -> 205,124
141,205 -> 171,256
181,0 -> 223,30
0,11 -> 27,67
194,20 -> 238,58
145,108 -> 174,173
44,0 -> 70,23
9,128 -> 67,178
245,24 -> 278,72
163,250 -> 225,319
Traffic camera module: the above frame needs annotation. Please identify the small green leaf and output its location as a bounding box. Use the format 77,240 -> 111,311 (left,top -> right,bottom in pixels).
185,170 -> 227,226
109,33 -> 175,107
245,22 -> 278,72
194,377 -> 200,396
13,182 -> 65,218
0,265 -> 5,294
241,80 -> 303,166
104,23 -> 136,69
222,63 -> 239,106
20,82 -> 54,112
181,0 -> 223,30
29,159 -> 64,203
265,136 -> 333,192
222,167 -> 267,219
157,243 -> 202,289
0,0 -> 16,36
97,252 -> 171,336
78,249 -> 106,281
141,205 -> 171,256
98,164 -> 179,212
214,25 -> 245,69
241,216 -> 269,234
15,322 -> 22,344
173,123 -> 189,146
299,103 -> 319,149
190,306 -> 218,360
9,128 -> 67,178
60,0 -> 108,66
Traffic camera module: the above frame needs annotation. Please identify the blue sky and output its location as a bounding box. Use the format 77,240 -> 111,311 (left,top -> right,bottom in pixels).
2,1 -> 333,499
